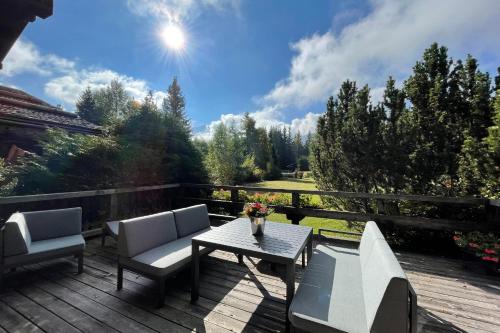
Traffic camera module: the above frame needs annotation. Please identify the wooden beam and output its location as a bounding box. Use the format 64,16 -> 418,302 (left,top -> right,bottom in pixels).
181,183 -> 486,205
176,196 -> 498,232
0,184 -> 181,204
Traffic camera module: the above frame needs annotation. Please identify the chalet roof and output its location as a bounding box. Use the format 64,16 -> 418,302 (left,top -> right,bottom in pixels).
0,85 -> 101,134
0,0 -> 53,69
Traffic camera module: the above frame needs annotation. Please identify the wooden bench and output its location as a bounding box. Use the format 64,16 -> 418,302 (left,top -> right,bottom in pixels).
289,221 -> 417,333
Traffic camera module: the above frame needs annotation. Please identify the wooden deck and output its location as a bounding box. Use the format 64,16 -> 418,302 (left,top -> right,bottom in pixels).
1,237 -> 499,333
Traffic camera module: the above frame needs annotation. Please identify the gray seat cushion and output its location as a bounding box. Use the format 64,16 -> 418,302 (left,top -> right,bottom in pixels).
4,234 -> 85,267
118,211 -> 178,258
289,244 -> 368,333
173,204 -> 211,238
120,227 -> 214,277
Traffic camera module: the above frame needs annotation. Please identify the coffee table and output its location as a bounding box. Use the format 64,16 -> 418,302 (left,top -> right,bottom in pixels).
191,218 -> 313,331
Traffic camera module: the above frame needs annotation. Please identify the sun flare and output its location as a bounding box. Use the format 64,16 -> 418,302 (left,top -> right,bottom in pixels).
160,24 -> 186,51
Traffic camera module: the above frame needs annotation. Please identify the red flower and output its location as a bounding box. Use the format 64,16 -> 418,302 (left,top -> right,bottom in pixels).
453,235 -> 461,241
481,256 -> 499,263
469,242 -> 479,248
484,248 -> 496,255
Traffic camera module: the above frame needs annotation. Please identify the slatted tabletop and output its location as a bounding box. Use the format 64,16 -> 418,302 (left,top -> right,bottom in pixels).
193,218 -> 313,261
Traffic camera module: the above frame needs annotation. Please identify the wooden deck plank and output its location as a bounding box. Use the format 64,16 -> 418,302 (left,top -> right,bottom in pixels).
0,290 -> 81,333
81,249 -> 279,332
19,269 -> 159,333
18,285 -> 119,333
34,268 -> 191,333
0,301 -> 43,333
2,236 -> 500,333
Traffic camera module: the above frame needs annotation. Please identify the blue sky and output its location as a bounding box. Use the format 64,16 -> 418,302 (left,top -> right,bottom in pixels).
1,0 -> 500,137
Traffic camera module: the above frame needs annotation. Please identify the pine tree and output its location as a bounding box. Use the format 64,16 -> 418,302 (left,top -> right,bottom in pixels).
162,77 -> 189,130
76,87 -> 101,125
93,80 -> 131,128
381,77 -> 410,193
404,43 -> 455,194
482,92 -> 500,198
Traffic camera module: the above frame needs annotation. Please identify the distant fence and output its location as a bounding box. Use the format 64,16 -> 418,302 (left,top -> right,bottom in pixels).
0,183 -> 499,233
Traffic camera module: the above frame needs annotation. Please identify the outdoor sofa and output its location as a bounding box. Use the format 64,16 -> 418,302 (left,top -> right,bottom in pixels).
0,207 -> 85,290
289,221 -> 417,333
117,204 -> 215,306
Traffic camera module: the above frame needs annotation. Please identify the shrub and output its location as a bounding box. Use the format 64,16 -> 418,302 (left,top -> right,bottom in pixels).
0,159 -> 17,196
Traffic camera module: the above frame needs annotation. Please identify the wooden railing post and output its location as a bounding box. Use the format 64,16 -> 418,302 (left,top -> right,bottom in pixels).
230,189 -> 239,216
292,192 -> 300,208
287,192 -> 304,225
486,199 -> 500,226
109,193 -> 118,221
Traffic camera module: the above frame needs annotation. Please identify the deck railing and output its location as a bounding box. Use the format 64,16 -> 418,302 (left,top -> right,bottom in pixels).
0,183 -> 498,233
178,184 -> 500,232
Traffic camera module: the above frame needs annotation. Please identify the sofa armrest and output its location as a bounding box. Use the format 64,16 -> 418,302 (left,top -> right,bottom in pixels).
23,207 -> 82,241
3,213 -> 31,256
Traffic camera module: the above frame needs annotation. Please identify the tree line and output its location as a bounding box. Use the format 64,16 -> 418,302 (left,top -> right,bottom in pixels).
197,115 -> 311,185
1,43 -> 498,201
311,43 -> 500,202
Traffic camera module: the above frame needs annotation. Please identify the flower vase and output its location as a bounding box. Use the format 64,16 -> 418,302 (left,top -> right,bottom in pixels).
250,217 -> 266,236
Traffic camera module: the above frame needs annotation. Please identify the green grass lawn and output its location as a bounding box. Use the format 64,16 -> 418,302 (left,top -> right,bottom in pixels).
246,177 -> 364,235
248,177 -> 317,190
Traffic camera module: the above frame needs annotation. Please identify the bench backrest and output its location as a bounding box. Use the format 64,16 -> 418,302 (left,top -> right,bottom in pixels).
118,211 -> 177,258
172,204 -> 211,238
360,221 -> 408,332
22,207 -> 82,241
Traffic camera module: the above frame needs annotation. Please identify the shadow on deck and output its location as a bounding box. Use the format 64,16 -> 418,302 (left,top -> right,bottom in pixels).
0,237 -> 499,333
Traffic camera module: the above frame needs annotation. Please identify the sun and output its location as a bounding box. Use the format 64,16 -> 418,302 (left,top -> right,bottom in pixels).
160,24 -> 186,51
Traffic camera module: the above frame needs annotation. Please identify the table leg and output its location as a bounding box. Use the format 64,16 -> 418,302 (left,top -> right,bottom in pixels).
191,242 -> 200,303
237,253 -> 243,265
302,250 -> 305,268
307,233 -> 313,265
285,262 -> 295,333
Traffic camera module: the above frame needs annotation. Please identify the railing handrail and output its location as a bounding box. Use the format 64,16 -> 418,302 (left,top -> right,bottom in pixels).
0,182 -> 493,206
0,183 -> 181,205
182,183 -> 489,205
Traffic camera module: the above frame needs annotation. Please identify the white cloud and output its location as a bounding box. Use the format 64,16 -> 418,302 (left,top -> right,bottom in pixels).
263,0 -> 500,109
126,0 -> 240,22
44,69 -> 169,109
1,39 -> 167,110
44,68 -> 169,107
197,0 -> 500,140
291,113 -> 321,136
195,108 -> 320,140
1,39 -> 75,77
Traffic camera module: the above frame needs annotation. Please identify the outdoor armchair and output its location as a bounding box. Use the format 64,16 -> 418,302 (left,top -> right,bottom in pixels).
0,207 -> 85,290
